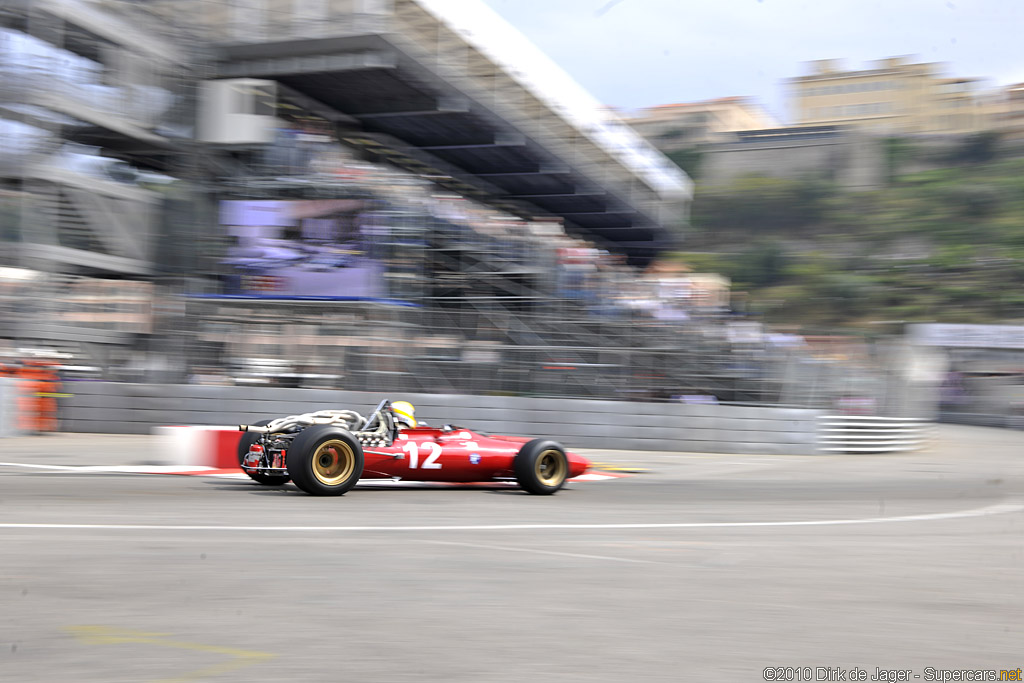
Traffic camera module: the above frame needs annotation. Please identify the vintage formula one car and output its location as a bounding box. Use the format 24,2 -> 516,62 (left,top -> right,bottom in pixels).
238,399 -> 589,496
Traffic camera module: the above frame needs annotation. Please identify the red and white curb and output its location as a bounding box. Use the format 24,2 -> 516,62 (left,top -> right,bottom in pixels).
153,426 -> 245,470
0,461 -> 632,485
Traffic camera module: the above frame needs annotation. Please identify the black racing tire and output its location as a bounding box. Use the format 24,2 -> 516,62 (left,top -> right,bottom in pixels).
513,439 -> 569,495
238,419 -> 290,486
287,425 -> 364,496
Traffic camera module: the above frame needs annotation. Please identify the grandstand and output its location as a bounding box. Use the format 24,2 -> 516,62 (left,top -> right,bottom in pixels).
0,0 -> 919,415
147,0 -> 692,264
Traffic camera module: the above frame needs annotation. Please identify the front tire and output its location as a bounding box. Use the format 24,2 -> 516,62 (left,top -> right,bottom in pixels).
514,439 -> 569,495
287,426 -> 364,496
238,419 -> 290,486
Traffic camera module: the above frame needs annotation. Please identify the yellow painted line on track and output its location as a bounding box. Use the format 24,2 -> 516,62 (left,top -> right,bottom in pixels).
589,461 -> 650,473
66,625 -> 274,682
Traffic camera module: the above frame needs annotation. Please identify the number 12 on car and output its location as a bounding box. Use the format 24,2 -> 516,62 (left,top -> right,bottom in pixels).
402,441 -> 443,469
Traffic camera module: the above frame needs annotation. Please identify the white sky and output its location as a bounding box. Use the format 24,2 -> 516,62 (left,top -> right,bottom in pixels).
480,0 -> 1024,123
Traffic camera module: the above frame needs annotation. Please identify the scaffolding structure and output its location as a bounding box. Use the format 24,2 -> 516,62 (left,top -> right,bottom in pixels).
0,0 -> 207,376
183,159 -> 839,405
0,0 -> 925,417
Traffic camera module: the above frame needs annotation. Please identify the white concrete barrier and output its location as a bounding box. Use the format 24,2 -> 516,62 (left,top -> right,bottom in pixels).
61,382 -> 824,454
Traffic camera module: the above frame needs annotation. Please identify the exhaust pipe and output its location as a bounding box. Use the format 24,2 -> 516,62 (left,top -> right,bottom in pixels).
239,424 -> 270,433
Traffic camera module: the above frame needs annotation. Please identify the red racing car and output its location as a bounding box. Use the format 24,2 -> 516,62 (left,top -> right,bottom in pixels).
238,399 -> 590,496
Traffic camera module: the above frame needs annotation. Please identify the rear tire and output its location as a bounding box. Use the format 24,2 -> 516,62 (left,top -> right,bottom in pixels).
513,439 -> 569,495
287,425 -> 364,496
238,419 -> 290,486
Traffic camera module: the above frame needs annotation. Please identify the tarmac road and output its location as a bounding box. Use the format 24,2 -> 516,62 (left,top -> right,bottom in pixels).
1,425 -> 1022,682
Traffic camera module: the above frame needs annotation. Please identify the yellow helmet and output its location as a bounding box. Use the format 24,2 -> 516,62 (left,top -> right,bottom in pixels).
391,401 -> 417,428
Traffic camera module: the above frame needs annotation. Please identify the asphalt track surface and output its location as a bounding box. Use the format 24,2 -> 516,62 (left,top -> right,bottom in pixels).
1,425 -> 1022,682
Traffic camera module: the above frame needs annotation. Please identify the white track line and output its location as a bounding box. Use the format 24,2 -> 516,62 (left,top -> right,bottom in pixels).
422,540 -> 663,564
0,462 -> 221,474
0,502 -> 1019,533
0,462 -> 622,483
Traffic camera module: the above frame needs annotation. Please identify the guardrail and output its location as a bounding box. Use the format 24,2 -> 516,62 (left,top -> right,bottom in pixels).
939,412 -> 1024,430
7,380 -> 944,455
817,415 -> 932,453
54,382 -> 823,455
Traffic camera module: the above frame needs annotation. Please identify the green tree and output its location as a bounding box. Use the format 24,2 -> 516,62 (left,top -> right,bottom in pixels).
734,240 -> 789,288
948,132 -> 1000,165
692,175 -> 836,234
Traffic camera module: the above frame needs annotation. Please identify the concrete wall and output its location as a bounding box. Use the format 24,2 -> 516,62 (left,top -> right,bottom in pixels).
58,382 -> 822,455
701,132 -> 885,190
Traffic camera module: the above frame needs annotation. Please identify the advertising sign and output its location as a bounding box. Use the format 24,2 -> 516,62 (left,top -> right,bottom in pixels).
220,199 -> 385,297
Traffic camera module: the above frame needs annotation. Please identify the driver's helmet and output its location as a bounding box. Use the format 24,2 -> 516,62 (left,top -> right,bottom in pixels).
391,401 -> 417,429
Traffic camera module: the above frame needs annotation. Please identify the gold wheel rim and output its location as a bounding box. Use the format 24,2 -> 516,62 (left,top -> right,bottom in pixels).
312,439 -> 355,486
535,449 -> 567,487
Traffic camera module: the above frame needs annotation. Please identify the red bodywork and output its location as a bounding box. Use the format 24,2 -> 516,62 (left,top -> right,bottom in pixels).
351,427 -> 590,482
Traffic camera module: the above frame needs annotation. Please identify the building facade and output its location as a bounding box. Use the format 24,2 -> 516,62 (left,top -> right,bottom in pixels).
626,97 -> 778,149
790,57 -> 998,135
1002,83 -> 1024,139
